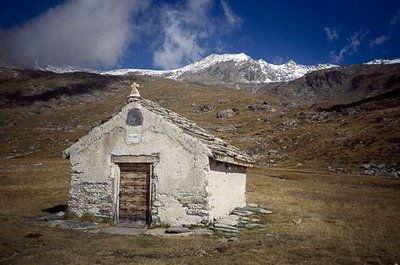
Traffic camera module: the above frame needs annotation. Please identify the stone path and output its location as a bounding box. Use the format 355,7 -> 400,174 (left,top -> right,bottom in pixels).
99,226 -> 144,236
40,203 -> 273,237
210,203 -> 272,233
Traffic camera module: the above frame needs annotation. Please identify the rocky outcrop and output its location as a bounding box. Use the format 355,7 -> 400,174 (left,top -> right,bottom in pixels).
356,163 -> 400,178
305,70 -> 344,89
258,63 -> 400,104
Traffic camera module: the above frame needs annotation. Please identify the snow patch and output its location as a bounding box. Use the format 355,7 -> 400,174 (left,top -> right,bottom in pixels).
36,53 -> 398,84
364,59 -> 400,65
100,53 -> 338,83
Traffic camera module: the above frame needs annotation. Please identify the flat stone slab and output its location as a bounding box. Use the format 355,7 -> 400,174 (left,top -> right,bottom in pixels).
42,213 -> 271,237
38,214 -> 63,222
211,223 -> 239,233
165,226 -> 191,234
191,228 -> 214,236
231,210 -> 254,216
48,220 -> 99,230
43,217 -> 214,237
211,226 -> 239,233
239,220 -> 248,225
100,227 -> 144,236
47,220 -> 64,228
144,228 -> 167,236
213,223 -> 237,230
217,215 -> 240,226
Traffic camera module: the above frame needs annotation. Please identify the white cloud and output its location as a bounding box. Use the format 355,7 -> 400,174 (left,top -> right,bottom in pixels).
324,27 -> 339,42
152,0 -> 212,69
221,0 -> 242,27
271,55 -> 284,64
0,0 -> 149,69
369,35 -> 390,48
390,9 -> 400,26
330,30 -> 369,63
152,0 -> 242,69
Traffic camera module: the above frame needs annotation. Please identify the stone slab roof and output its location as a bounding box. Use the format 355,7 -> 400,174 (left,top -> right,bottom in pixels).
64,96 -> 254,167
132,97 -> 254,167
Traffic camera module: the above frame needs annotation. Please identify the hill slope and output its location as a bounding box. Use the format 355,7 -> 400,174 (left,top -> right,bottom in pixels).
1,66 -> 399,176
256,63 -> 400,105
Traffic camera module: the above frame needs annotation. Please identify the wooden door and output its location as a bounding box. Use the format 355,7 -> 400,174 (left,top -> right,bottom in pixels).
118,163 -> 151,225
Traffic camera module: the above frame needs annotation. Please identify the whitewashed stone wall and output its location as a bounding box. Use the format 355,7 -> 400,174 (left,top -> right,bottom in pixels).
206,159 -> 247,221
66,101 -> 211,225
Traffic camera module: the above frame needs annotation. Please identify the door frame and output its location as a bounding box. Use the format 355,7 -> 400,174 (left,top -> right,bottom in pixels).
111,155 -> 158,225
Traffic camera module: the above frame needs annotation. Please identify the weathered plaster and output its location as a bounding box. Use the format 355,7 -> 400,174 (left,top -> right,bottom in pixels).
207,159 -> 247,221
67,101 -> 212,225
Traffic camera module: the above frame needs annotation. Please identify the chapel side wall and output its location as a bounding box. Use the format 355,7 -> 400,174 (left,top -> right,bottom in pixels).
67,126 -> 123,219
67,101 -> 211,225
206,159 -> 247,221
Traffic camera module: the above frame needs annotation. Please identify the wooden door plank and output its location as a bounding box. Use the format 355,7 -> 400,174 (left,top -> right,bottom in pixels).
119,163 -> 150,225
120,179 -> 147,185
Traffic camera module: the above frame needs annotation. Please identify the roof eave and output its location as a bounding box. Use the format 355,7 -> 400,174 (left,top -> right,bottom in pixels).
211,154 -> 255,168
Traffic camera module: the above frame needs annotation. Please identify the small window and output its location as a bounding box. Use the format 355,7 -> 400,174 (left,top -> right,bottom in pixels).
126,108 -> 143,126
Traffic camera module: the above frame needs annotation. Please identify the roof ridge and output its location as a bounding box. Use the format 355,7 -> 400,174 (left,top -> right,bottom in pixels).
133,97 -> 254,166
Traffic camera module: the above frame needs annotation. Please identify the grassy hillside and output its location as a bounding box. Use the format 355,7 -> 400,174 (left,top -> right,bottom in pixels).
1,68 -> 399,172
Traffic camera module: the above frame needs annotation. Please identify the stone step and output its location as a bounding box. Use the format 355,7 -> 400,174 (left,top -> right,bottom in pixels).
215,223 -> 236,229
231,210 -> 254,216
217,215 -> 240,226
258,209 -> 273,214
210,226 -> 239,233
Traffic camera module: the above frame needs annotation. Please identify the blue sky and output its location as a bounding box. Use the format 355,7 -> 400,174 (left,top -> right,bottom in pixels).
0,0 -> 399,70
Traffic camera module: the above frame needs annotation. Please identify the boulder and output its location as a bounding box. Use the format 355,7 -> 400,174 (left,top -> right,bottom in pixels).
196,104 -> 214,112
216,109 -> 236,119
247,103 -> 272,111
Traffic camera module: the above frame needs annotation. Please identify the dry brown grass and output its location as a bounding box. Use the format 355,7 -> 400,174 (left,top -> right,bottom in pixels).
1,72 -> 399,263
1,74 -> 399,169
0,158 -> 399,264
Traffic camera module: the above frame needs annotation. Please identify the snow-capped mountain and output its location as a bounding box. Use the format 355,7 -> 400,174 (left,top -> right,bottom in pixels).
364,59 -> 400,65
103,53 -> 338,84
37,53 -> 400,85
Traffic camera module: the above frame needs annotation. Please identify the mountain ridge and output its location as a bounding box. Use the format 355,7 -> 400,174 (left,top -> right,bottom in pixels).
35,53 -> 400,85
102,53 -> 338,84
